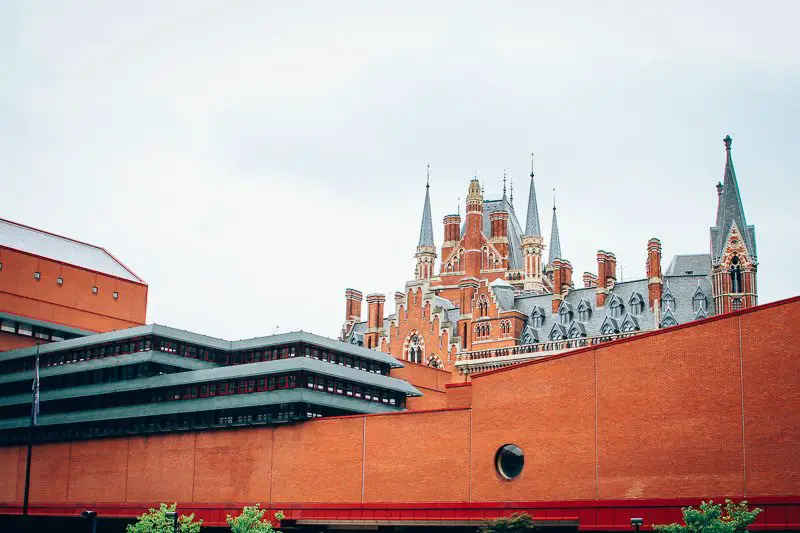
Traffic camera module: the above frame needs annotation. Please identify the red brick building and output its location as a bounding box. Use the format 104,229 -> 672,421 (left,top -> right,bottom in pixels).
341,137 -> 760,377
0,218 -> 148,352
0,297 -> 798,530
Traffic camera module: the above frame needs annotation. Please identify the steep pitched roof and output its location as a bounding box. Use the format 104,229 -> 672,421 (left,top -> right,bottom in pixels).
0,218 -> 145,283
524,171 -> 542,237
548,204 -> 561,265
418,182 -> 435,247
710,136 -> 756,262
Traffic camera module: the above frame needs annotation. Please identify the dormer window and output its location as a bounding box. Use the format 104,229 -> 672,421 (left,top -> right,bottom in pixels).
530,307 -> 544,328
692,291 -> 707,313
577,300 -> 591,322
662,292 -> 676,312
558,305 -> 572,325
629,293 -> 644,316
610,299 -> 624,319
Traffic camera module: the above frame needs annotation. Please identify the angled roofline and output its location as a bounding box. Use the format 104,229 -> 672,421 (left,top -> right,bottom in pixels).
0,310 -> 95,337
0,324 -> 405,368
0,217 -> 147,284
472,295 -> 800,379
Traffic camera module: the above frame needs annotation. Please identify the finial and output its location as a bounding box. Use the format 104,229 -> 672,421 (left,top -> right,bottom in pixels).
552,188 -> 556,211
716,181 -> 723,196
426,163 -> 430,188
510,177 -> 514,205
502,169 -> 507,197
457,196 -> 460,216
723,135 -> 732,150
530,152 -> 535,178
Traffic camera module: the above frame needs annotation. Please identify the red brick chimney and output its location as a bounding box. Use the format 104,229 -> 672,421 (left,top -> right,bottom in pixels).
364,293 -> 385,349
596,251 -> 608,307
647,238 -> 663,310
551,259 -> 563,313
583,272 -> 598,288
345,288 -> 363,321
489,210 -> 509,262
606,252 -> 617,289
394,291 -> 405,310
442,214 -> 461,270
560,259 -> 573,293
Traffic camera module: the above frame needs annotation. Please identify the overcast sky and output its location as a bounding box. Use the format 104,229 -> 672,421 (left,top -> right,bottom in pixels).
2,1 -> 798,340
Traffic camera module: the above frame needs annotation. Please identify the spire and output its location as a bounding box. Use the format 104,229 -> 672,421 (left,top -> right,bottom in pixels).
711,135 -> 755,261
502,170 -> 508,201
417,165 -> 435,247
548,191 -> 561,265
524,153 -> 542,236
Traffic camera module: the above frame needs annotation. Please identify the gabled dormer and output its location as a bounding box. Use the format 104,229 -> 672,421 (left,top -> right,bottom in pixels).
692,285 -> 707,314
694,305 -> 708,321
520,325 -> 539,345
530,305 -> 546,328
661,283 -> 676,312
619,313 -> 640,333
557,300 -> 574,325
607,293 -> 625,319
661,306 -> 678,328
567,320 -> 587,339
600,316 -> 619,335
548,322 -> 567,341
576,299 -> 592,322
628,292 -> 645,316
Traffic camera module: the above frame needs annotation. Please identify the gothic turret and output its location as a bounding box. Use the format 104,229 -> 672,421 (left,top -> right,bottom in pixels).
546,197 -> 562,282
415,166 -> 437,281
521,156 -> 546,292
710,135 -> 758,312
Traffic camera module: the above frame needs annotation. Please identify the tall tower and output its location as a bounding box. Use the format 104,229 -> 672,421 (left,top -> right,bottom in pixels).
463,177 -> 484,278
521,156 -> 546,291
415,166 -> 437,281
710,135 -> 758,313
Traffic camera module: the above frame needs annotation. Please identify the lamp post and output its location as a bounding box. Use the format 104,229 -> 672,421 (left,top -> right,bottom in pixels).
81,510 -> 98,533
631,517 -> 643,533
165,511 -> 178,533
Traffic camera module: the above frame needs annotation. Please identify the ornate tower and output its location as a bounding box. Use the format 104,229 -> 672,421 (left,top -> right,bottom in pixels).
710,135 -> 758,313
463,177 -> 484,278
521,156 -> 546,291
415,167 -> 437,281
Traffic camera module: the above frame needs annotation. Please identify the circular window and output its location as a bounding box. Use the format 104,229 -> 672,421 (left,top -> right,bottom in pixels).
495,444 -> 524,480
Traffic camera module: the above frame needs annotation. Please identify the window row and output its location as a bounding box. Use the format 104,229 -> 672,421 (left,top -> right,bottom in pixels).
0,319 -> 79,345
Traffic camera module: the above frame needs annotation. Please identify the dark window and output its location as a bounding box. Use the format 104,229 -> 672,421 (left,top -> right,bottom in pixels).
495,444 -> 524,480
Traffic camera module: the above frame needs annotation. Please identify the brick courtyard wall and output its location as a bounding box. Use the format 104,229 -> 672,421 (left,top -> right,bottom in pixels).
0,297 -> 797,517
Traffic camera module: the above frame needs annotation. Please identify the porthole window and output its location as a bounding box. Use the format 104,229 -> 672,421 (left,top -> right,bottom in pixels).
495,444 -> 524,480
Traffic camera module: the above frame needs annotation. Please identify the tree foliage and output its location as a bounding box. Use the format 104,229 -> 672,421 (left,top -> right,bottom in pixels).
653,500 -> 762,533
479,512 -> 537,533
227,504 -> 285,533
126,503 -> 202,533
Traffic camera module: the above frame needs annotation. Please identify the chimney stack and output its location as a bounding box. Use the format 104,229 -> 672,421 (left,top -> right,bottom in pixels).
489,210 -> 510,262
441,214 -> 461,271
647,238 -> 663,310
596,251 -> 608,307
606,252 -> 617,289
551,259 -> 563,313
364,293 -> 385,349
560,259 -> 573,294
583,272 -> 598,288
345,289 -> 363,321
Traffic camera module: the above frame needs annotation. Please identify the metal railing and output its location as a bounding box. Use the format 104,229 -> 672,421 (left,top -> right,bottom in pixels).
456,331 -> 640,361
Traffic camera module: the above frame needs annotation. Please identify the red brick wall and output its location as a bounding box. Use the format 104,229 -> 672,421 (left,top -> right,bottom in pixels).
0,247 -> 147,333
445,382 -> 472,409
1,298 -> 798,510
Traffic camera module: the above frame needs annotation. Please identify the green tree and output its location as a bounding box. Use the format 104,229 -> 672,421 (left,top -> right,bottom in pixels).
479,512 -> 537,533
126,502 -> 202,533
653,500 -> 762,533
227,504 -> 284,533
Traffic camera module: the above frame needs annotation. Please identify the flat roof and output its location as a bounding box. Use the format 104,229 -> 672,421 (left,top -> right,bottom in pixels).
0,325 -> 404,368
0,311 -> 95,337
0,217 -> 145,283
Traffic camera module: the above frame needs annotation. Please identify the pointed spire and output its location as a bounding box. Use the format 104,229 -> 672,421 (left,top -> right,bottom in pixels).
548,190 -> 561,265
510,177 -> 514,205
417,165 -> 435,247
712,134 -> 755,260
524,152 -> 542,236
502,170 -> 507,201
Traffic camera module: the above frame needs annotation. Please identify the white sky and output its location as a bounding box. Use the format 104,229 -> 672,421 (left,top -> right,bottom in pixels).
2,1 -> 798,339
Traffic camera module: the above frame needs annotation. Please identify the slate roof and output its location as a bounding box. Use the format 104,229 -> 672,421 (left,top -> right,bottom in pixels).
0,218 -> 145,283
710,137 -> 756,262
664,254 -> 711,276
513,264 -> 715,340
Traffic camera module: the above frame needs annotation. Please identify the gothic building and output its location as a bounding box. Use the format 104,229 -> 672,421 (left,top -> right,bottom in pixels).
340,136 -> 758,375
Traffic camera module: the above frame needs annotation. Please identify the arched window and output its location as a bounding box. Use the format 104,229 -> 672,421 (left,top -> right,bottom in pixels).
426,355 -> 442,368
662,292 -> 676,312
693,292 -> 707,313
407,334 -> 423,363
531,307 -> 544,328
629,293 -> 644,317
730,255 -> 743,293
477,295 -> 489,318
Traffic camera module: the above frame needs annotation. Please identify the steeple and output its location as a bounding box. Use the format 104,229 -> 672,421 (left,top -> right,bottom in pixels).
548,194 -> 562,266
524,153 -> 542,237
417,164 -> 435,248
711,135 -> 756,263
414,165 -> 437,281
